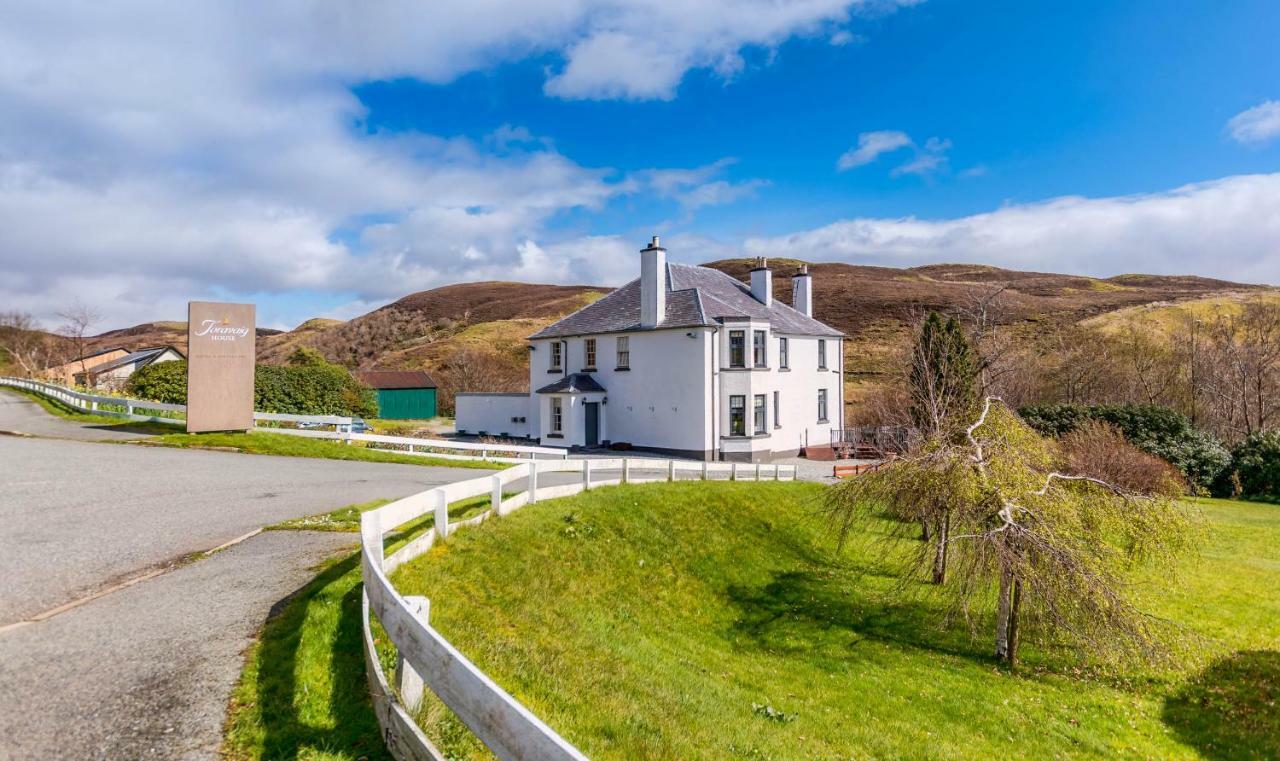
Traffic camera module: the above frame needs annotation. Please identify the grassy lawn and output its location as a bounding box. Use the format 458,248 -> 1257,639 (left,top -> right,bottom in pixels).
147,429 -> 499,469
0,386 -> 179,434
386,485 -> 1280,760
223,493 -> 497,760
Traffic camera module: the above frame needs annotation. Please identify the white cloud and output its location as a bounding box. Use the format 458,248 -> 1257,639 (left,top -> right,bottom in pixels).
1227,100 -> 1280,145
1,1 -> 915,329
837,130 -> 913,170
746,173 -> 1280,284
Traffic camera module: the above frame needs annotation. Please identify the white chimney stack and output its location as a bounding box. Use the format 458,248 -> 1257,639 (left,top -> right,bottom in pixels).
749,257 -> 773,307
792,264 -> 813,317
640,235 -> 666,328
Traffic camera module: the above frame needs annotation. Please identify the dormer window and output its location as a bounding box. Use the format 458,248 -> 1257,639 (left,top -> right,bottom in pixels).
550,341 -> 562,372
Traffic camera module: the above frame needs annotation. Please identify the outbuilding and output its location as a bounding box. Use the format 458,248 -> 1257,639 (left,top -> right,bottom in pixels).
355,370 -> 438,420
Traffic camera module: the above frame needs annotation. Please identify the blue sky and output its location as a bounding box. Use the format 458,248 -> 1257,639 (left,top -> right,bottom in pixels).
1,0 -> 1278,329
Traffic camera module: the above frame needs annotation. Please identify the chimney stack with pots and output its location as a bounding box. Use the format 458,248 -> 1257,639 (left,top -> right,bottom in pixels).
792,263 -> 813,317
640,235 -> 667,328
749,257 -> 773,307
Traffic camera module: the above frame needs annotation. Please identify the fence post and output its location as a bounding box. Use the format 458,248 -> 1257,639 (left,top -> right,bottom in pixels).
397,596 -> 430,712
408,444 -> 415,454
668,460 -> 676,482
491,475 -> 503,516
528,461 -> 539,504
755,463 -> 761,481
622,459 -> 630,484
701,460 -> 708,480
731,463 -> 738,481
481,448 -> 488,459
582,459 -> 592,491
125,401 -> 134,416
434,490 -> 449,539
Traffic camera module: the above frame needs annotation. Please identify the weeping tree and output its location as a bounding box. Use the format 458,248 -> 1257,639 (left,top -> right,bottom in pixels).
906,312 -> 979,572
824,398 -> 1198,668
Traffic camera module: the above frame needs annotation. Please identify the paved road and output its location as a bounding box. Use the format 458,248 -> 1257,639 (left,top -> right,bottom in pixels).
0,388 -> 159,441
0,398 -> 497,760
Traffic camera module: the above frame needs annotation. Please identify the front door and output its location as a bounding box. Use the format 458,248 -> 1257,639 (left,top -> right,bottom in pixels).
584,402 -> 600,447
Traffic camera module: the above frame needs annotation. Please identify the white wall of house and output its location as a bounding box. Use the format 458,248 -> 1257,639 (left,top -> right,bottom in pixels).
454,393 -> 531,439
528,329 -> 714,456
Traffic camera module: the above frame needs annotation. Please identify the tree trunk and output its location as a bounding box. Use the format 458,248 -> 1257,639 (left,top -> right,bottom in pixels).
1007,578 -> 1023,669
920,517 -> 931,542
994,567 -> 1012,661
931,513 -> 950,584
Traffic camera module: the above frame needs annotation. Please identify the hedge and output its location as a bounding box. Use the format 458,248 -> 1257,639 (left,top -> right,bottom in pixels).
126,359 -> 377,418
1019,403 -> 1231,490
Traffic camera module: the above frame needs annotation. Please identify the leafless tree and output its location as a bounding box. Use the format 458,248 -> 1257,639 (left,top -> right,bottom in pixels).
434,347 -> 526,414
0,311 -> 62,377
56,301 -> 104,382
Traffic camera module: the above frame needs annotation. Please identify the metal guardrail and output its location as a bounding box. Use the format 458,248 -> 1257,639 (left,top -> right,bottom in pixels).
361,457 -> 796,761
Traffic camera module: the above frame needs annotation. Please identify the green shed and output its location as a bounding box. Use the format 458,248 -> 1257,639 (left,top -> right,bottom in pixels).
355,370 -> 438,420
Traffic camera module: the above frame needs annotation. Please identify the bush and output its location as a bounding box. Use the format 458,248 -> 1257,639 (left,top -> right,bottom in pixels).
1058,421 -> 1186,497
1223,432 -> 1280,501
1020,403 -> 1230,490
126,360 -> 188,404
126,358 -> 377,418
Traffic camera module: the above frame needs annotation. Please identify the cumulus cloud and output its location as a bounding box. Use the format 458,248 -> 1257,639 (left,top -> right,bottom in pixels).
746,173 -> 1280,284
639,158 -> 768,214
1227,100 -> 1280,145
1,1 -> 908,328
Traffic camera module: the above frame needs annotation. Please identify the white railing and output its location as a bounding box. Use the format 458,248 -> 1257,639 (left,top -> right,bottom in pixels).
1,377 -> 561,459
361,457 -> 796,761
0,376 -> 187,425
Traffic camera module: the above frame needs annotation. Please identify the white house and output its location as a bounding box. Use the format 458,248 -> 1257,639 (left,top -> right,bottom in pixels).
74,346 -> 185,391
455,237 -> 844,461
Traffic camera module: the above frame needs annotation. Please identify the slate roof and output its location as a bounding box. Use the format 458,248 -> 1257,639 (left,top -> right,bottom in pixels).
535,373 -> 607,394
88,346 -> 183,375
529,263 -> 842,339
354,370 -> 437,389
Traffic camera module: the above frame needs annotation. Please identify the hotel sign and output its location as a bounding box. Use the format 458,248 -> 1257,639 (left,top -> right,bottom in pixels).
186,301 -> 255,433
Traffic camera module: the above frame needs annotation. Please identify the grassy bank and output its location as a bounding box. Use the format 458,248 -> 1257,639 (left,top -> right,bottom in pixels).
147,429 -> 499,469
223,493 -> 496,760
388,485 -> 1279,760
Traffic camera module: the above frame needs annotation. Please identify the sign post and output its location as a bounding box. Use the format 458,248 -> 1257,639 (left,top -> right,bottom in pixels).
186,301 -> 255,433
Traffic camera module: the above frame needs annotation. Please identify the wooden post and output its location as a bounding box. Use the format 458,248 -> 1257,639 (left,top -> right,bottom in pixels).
582,459 -> 592,491
754,463 -> 761,481
528,461 -> 539,504
490,475 -> 503,516
730,463 -> 738,481
622,459 -> 630,484
668,460 -> 676,481
434,490 -> 449,539
701,461 -> 708,480
397,595 -> 430,712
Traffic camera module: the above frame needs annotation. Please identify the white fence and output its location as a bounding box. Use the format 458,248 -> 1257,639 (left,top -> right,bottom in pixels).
0,377 -> 564,460
361,456 -> 796,761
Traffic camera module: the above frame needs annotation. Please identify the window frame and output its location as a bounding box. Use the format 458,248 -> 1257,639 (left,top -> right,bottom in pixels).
728,330 -> 746,368
729,394 -> 746,436
753,330 -> 767,368
549,341 -> 563,372
754,394 -> 767,435
817,388 -> 829,423
779,336 -> 789,369
584,337 -> 597,370
615,336 -> 630,369
773,390 -> 780,428
550,397 -> 563,434
818,339 -> 827,370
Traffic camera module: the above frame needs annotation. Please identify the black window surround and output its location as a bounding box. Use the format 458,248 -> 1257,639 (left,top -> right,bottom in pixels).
754,393 -> 767,435
729,394 -> 746,437
728,330 -> 746,369
779,336 -> 789,369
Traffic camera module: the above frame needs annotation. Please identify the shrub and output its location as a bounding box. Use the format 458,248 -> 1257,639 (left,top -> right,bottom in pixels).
126,358 -> 377,418
125,359 -> 188,404
1058,421 -> 1186,497
1224,432 -> 1280,501
1020,403 -> 1230,490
